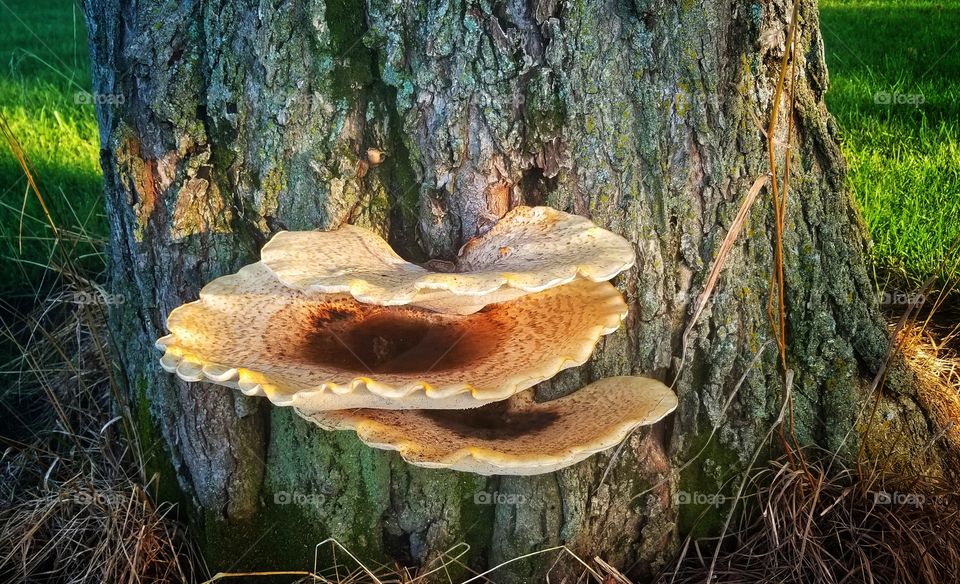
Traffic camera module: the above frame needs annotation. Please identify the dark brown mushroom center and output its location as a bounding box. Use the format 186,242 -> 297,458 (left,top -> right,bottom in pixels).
422,401 -> 560,440
295,300 -> 506,374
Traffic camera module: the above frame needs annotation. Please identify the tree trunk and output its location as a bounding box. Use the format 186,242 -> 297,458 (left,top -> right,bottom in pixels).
82,0 -> 890,579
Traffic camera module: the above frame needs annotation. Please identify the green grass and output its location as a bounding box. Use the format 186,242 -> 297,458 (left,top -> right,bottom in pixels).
0,0 -> 104,299
820,0 -> 960,290
0,0 -> 956,298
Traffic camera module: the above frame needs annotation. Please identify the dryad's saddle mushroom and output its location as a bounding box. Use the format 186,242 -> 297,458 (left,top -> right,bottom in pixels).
156,262 -> 627,410
296,376 -> 677,475
157,206 -> 678,475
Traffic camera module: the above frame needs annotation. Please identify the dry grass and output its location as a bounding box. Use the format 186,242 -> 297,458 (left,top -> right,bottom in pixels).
898,320 -> 960,463
204,539 -> 632,584
0,285 -> 203,583
0,476 -> 195,583
660,451 -> 960,584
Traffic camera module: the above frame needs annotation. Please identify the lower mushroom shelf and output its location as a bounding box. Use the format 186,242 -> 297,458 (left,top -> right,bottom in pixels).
296,376 -> 678,476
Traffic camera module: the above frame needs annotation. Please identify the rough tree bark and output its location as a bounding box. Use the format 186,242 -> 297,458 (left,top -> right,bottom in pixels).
82,0 -> 890,579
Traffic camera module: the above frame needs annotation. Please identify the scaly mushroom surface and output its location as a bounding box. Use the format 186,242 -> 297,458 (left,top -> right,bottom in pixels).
297,376 -> 678,475
260,206 -> 636,314
157,262 -> 627,410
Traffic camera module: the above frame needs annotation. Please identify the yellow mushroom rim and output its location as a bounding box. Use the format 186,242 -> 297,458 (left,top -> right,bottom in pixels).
259,206 -> 636,315
156,262 -> 628,410
296,376 -> 678,475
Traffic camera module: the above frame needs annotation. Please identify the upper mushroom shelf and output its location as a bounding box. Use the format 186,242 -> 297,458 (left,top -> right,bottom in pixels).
260,206 -> 636,315
156,262 -> 627,410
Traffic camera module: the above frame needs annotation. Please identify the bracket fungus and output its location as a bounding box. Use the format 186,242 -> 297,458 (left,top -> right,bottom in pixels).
296,376 -> 678,475
260,206 -> 636,315
156,262 -> 627,410
157,206 -> 678,475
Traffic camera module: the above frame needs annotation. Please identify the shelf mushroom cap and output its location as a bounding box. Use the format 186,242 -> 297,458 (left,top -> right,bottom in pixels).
260,206 -> 636,315
296,376 -> 678,475
156,262 -> 627,411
